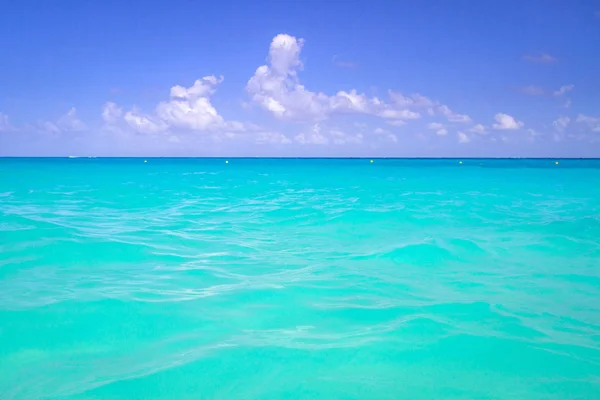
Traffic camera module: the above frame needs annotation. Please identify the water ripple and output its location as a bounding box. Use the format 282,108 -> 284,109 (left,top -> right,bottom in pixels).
1,159 -> 600,399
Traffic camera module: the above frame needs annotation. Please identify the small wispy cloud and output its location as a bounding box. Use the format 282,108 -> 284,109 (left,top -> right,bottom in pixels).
457,131 -> 470,143
386,120 -> 406,127
468,124 -> 486,134
553,84 -> 574,96
0,112 -> 14,132
426,122 -> 447,136
518,85 -> 545,95
523,53 -> 557,63
552,116 -> 571,132
576,114 -> 600,132
39,108 -> 88,134
332,54 -> 358,69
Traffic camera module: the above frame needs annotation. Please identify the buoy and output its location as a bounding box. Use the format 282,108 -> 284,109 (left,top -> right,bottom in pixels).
225,160 -> 229,164
459,161 -> 463,164
144,160 -> 147,163
370,159 -> 373,163
555,161 -> 559,165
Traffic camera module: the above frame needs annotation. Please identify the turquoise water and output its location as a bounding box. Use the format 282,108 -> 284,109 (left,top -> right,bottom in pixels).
1,158 -> 600,399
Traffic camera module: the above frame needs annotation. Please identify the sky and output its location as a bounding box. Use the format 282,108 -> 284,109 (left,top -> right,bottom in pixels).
1,0 -> 600,157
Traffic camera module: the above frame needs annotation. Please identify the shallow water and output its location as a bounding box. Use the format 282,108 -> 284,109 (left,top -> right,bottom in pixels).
1,158 -> 599,399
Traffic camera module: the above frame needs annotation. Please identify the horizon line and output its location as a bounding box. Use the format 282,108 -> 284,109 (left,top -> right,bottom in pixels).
1,156 -> 599,160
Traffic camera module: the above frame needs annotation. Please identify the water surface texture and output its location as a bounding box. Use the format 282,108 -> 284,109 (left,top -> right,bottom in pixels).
1,158 -> 600,399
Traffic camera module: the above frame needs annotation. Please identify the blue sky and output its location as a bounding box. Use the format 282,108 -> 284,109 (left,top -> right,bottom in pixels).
1,0 -> 600,157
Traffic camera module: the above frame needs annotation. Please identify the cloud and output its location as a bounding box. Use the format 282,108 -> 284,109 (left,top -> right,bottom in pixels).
0,112 -> 13,132
576,114 -> 600,132
492,113 -> 524,130
58,108 -> 87,131
525,129 -> 541,143
294,123 -> 329,144
457,131 -> 470,143
246,34 -> 469,126
387,120 -> 406,127
332,55 -> 358,69
39,121 -> 61,134
553,116 -> 570,132
378,108 -> 420,120
39,108 -> 88,133
553,84 -> 574,96
331,130 -> 364,145
519,85 -> 545,96
437,105 -> 471,123
468,124 -> 486,134
124,109 -> 168,134
246,34 -> 329,121
156,76 -> 226,130
562,98 -> 572,108
388,91 -> 435,108
102,102 -> 123,123
371,128 -> 397,142
255,132 -> 292,144
427,122 -> 447,136
293,124 -> 368,145
427,122 -> 444,130
523,53 -> 557,63
114,75 -> 249,136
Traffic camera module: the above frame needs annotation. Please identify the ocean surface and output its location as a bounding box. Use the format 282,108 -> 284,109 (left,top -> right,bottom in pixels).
1,158 -> 600,400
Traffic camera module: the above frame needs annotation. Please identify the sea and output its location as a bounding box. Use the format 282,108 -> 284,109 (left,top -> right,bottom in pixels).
1,158 -> 599,399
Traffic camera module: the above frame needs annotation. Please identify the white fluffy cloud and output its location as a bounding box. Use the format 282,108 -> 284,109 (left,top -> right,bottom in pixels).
553,116 -> 570,132
124,109 -> 167,134
246,35 -> 329,121
115,76 -> 246,135
378,108 -> 420,120
102,102 -> 123,124
246,34 -> 471,127
156,76 -> 225,130
492,113 -> 524,130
